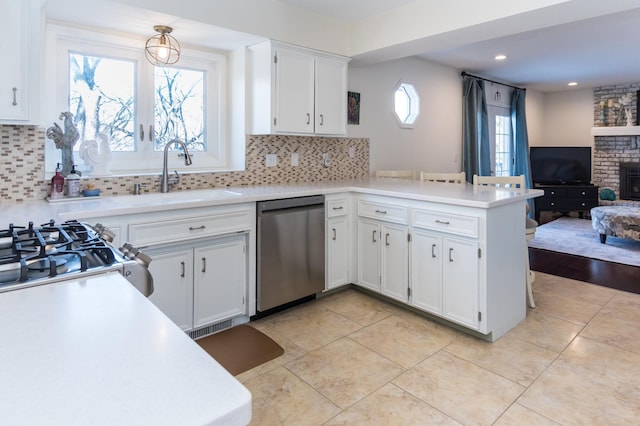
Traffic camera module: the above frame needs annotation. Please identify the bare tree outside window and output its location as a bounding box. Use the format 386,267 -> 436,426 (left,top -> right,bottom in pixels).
154,67 -> 205,152
69,53 -> 135,151
69,53 -> 206,154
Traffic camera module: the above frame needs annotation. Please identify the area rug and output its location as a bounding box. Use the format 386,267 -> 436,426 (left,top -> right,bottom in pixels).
196,324 -> 284,376
528,217 -> 640,267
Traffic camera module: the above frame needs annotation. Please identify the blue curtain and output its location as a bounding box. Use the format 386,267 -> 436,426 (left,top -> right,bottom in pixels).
510,88 -> 535,218
462,76 -> 491,182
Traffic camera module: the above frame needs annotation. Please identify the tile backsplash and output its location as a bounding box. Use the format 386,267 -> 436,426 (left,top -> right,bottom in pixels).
0,125 -> 369,202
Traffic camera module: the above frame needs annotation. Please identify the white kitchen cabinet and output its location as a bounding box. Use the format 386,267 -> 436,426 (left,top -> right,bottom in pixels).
247,40 -> 349,136
356,198 -> 409,302
147,246 -> 194,331
193,236 -> 246,328
410,208 -> 481,330
326,196 -> 350,290
441,236 -> 479,329
0,0 -> 40,123
147,234 -> 248,332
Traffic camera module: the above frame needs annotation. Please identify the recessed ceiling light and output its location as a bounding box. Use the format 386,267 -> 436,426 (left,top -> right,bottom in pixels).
495,54 -> 507,61
568,82 -> 578,86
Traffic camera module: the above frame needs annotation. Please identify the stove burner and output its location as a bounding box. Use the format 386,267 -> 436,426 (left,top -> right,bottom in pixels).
0,220 -> 123,285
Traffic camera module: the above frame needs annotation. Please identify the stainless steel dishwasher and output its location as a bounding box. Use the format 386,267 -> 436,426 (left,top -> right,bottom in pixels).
257,195 -> 325,314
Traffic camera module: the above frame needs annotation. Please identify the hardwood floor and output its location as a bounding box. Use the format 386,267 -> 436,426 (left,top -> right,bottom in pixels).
529,246 -> 640,295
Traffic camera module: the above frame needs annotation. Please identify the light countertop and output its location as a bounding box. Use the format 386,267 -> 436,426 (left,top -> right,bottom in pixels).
4,178 -> 543,224
0,272 -> 251,426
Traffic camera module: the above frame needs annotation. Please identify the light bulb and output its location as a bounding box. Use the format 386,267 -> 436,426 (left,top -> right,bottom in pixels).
157,45 -> 168,59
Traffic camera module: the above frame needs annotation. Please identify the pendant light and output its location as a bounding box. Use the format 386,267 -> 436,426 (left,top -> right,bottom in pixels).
145,25 -> 180,66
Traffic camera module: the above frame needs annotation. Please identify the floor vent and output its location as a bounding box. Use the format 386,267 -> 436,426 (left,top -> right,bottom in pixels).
189,319 -> 233,340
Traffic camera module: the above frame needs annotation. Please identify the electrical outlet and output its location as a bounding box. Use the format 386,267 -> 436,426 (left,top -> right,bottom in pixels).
266,154 -> 277,167
291,152 -> 299,166
349,147 -> 355,158
453,153 -> 459,163
322,153 -> 330,167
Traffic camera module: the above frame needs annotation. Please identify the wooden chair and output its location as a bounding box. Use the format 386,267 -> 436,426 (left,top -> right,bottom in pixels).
420,171 -> 466,184
375,169 -> 415,179
473,174 -> 536,308
472,174 -> 524,188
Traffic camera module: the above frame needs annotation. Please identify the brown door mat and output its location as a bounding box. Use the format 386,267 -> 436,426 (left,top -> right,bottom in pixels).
196,324 -> 284,376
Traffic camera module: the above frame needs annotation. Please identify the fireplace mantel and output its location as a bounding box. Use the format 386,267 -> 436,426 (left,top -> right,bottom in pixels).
591,126 -> 640,136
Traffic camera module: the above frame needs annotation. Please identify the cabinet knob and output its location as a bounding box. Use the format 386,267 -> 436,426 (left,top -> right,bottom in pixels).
332,228 -> 337,241
12,87 -> 17,106
385,233 -> 390,246
372,230 -> 377,243
431,243 -> 437,258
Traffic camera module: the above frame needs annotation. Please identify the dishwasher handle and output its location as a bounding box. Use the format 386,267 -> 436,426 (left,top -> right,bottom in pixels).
258,195 -> 325,214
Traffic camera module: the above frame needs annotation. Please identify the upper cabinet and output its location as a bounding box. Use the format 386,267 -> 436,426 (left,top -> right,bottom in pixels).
0,0 -> 41,124
247,40 -> 349,136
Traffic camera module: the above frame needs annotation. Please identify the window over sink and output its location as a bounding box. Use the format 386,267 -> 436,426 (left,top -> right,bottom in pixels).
44,24 -> 229,177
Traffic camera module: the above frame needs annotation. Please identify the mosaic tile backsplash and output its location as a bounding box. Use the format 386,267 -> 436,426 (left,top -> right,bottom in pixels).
0,125 -> 369,202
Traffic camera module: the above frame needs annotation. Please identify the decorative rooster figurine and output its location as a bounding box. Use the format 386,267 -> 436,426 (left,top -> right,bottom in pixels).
79,133 -> 112,176
46,112 -> 80,176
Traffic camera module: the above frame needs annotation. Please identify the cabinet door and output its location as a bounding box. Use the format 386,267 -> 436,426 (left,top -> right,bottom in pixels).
442,237 -> 480,329
274,47 -> 315,134
327,216 -> 349,290
0,0 -> 29,121
380,223 -> 408,302
147,247 -> 194,331
357,219 -> 381,292
411,229 -> 442,315
315,56 -> 347,135
194,235 -> 247,328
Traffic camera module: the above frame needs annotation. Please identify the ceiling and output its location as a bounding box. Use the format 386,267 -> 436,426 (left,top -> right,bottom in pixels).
278,0 -> 640,92
43,0 -> 640,93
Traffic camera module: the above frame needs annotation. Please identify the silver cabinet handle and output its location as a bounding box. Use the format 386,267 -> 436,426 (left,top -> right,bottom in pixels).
140,124 -> 145,141
372,230 -> 377,243
306,113 -> 310,125
435,220 -> 450,225
332,228 -> 337,240
449,248 -> 454,262
149,124 -> 153,142
431,244 -> 436,258
12,87 -> 17,106
375,209 -> 387,214
385,233 -> 390,246
332,206 -> 344,210
189,225 -> 206,231
319,114 -> 324,126
180,261 -> 185,278
201,257 -> 206,273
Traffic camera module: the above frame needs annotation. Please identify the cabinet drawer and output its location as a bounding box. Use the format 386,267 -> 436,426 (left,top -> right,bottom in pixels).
412,209 -> 479,238
130,211 -> 252,246
327,199 -> 348,217
567,187 -> 597,198
358,200 -> 408,224
543,188 -> 567,198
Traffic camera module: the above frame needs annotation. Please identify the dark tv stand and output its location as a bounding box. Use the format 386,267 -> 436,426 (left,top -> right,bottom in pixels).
533,183 -> 598,222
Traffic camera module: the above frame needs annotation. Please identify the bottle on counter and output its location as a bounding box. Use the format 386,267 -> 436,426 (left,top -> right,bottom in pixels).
50,163 -> 65,199
66,164 -> 81,198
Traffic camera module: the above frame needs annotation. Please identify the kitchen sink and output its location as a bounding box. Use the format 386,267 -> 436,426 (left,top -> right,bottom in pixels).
111,189 -> 243,206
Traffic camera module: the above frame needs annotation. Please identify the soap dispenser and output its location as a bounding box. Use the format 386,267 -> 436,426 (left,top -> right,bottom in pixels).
50,163 -> 65,200
66,164 -> 81,198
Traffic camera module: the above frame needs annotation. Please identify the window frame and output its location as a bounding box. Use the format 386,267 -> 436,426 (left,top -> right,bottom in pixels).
44,24 -> 227,177
392,81 -> 420,128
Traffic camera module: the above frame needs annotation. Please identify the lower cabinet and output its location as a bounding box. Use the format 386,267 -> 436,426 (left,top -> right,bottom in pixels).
357,218 -> 408,303
410,214 -> 480,330
147,233 -> 247,332
326,195 -> 351,290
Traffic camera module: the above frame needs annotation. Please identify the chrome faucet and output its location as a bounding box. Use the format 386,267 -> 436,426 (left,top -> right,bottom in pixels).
160,139 -> 193,193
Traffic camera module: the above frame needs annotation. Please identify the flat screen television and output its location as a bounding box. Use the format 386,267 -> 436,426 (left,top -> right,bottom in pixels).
530,146 -> 592,185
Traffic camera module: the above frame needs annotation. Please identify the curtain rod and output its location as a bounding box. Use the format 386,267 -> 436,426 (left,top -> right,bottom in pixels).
460,71 -> 525,91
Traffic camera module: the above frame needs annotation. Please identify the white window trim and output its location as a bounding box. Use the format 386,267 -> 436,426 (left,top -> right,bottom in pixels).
44,23 -> 229,178
393,80 -> 420,128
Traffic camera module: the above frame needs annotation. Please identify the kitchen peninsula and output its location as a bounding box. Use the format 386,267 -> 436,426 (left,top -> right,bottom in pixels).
4,178 -> 542,340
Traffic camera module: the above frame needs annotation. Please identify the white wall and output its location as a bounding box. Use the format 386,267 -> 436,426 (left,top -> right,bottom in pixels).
348,57 -> 462,175
540,89 -> 593,146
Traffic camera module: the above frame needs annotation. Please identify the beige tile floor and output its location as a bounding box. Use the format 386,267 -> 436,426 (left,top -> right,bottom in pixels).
237,272 -> 640,425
